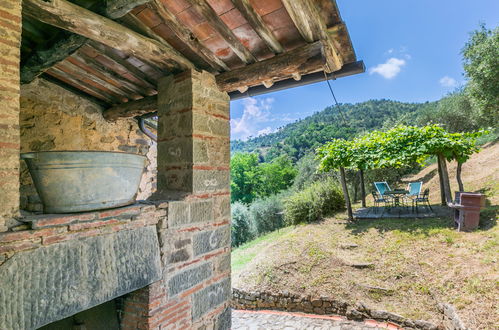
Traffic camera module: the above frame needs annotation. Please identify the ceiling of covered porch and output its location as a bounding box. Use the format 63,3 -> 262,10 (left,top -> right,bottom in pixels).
20,0 -> 362,117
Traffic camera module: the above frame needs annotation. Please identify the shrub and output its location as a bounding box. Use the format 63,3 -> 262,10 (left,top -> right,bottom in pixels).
284,178 -> 344,225
231,202 -> 253,247
249,195 -> 285,235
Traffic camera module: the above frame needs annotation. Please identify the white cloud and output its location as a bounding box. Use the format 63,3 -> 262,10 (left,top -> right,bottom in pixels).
439,76 -> 457,88
230,97 -> 275,140
256,127 -> 274,136
369,57 -> 406,79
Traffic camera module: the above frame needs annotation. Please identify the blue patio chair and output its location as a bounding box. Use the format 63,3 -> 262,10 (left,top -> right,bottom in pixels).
374,181 -> 391,197
404,181 -> 422,208
406,181 -> 422,198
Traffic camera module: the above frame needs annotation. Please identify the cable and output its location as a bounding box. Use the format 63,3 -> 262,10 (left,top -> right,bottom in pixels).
323,70 -> 348,126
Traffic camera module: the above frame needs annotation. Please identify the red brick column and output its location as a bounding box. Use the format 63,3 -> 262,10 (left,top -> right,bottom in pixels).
121,70 -> 231,329
0,0 -> 22,231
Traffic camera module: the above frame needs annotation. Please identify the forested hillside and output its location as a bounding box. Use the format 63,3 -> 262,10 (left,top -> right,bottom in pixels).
231,99 -> 434,161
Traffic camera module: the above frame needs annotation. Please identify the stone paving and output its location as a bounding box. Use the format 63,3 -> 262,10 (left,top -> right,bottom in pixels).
232,310 -> 400,329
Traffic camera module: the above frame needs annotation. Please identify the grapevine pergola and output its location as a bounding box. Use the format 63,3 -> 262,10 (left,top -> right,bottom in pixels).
316,125 -> 484,220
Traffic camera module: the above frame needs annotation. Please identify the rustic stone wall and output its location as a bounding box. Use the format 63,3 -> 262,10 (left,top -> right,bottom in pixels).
232,288 -> 439,330
118,70 -> 232,330
0,0 -> 22,232
0,202 -> 165,329
19,78 -> 157,213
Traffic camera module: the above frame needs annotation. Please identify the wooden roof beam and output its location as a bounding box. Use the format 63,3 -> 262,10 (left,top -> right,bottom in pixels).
215,41 -> 326,92
185,0 -> 256,64
231,0 -> 284,55
103,41 -> 328,121
23,0 -> 195,73
281,0 -> 343,72
150,1 -> 229,72
21,0 -> 154,84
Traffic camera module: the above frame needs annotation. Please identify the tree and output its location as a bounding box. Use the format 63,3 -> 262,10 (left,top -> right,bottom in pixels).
230,153 -> 261,204
462,24 -> 499,125
258,155 -> 297,197
317,139 -> 354,220
317,125 -> 485,210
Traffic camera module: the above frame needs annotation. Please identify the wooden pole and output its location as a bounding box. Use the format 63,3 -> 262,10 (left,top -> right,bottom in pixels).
437,154 -> 452,204
456,162 -> 464,192
437,158 -> 446,206
339,167 -> 353,221
360,169 -> 366,208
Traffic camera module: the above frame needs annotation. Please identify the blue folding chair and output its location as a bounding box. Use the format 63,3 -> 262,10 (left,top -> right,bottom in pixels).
373,182 -> 393,212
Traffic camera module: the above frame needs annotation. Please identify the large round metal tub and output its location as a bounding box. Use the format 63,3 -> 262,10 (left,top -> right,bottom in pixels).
22,151 -> 146,213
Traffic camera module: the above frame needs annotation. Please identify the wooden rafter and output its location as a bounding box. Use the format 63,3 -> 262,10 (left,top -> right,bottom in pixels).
21,33 -> 87,84
215,41 -> 326,92
103,41 -> 328,121
23,0 -> 195,73
103,96 -> 157,121
86,42 -> 158,92
185,0 -> 257,64
281,0 -> 342,72
231,0 -> 283,55
150,1 -> 229,72
71,52 -> 152,97
105,0 -> 152,19
46,67 -> 119,104
21,0 -> 153,84
54,62 -> 128,102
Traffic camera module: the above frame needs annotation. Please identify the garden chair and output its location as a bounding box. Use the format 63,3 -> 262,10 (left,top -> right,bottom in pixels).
413,188 -> 433,213
374,182 -> 392,198
371,191 -> 393,213
404,181 -> 422,209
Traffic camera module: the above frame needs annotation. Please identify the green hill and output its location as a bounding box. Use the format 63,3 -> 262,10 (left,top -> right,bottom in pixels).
231,99 -> 435,162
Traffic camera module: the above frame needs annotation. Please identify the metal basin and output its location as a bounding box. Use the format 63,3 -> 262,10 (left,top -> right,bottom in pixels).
22,151 -> 146,213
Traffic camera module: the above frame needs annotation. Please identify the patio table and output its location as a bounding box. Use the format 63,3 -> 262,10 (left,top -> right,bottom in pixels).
385,189 -> 409,207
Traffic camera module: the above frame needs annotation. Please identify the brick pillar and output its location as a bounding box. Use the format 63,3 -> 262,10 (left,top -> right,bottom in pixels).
0,0 -> 22,231
121,70 -> 231,329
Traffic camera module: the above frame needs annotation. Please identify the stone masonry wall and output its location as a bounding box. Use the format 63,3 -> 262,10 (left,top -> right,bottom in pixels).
0,202 -> 165,329
117,70 -> 232,330
0,0 -> 22,232
232,288 -> 440,330
19,78 -> 157,214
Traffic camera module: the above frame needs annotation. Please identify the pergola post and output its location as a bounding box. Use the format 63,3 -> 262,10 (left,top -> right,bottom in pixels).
0,0 -> 22,232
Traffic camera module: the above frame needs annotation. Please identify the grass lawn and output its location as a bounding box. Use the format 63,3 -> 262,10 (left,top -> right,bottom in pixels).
231,209 -> 498,329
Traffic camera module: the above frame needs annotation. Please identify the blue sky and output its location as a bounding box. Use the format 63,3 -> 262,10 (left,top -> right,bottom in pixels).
230,0 -> 499,140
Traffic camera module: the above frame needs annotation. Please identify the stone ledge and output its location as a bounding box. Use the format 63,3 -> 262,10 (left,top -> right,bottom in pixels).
232,288 -> 439,330
0,201 -> 169,255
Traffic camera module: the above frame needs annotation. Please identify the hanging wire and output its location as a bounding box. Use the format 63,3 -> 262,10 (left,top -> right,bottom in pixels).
323,70 -> 349,126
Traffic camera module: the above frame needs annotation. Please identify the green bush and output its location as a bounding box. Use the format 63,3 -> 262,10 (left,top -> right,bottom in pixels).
231,202 -> 253,247
284,178 -> 344,225
249,195 -> 285,235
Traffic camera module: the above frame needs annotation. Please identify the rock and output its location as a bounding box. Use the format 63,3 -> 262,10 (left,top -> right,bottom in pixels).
340,243 -> 359,249
349,263 -> 375,269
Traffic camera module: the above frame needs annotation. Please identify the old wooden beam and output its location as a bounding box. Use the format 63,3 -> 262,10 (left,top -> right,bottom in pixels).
21,33 -> 87,84
281,0 -> 342,72
23,0 -> 195,73
21,0 -> 153,84
71,52 -> 151,97
185,0 -> 256,64
103,96 -> 157,121
231,0 -> 284,54
56,60 -> 131,101
150,1 -> 229,72
83,43 -> 158,92
46,67 -> 119,104
215,41 -> 326,92
105,0 -> 152,19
